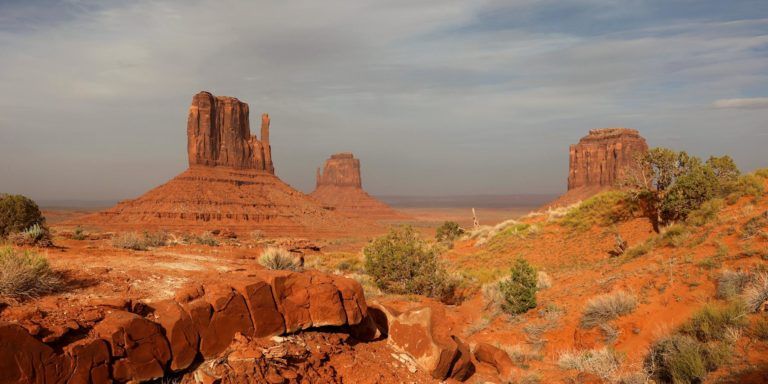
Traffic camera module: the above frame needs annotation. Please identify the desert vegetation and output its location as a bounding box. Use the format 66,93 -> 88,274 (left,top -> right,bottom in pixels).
364,225 -> 459,302
0,246 -> 60,300
580,291 -> 637,328
258,247 -> 302,271
0,194 -> 52,246
497,258 -> 538,315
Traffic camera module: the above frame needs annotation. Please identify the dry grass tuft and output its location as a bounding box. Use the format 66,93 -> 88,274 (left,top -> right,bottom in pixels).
743,272 -> 768,312
0,246 -> 61,299
258,247 -> 302,271
558,348 -> 623,381
716,269 -> 752,299
581,291 -> 637,328
536,271 -> 552,290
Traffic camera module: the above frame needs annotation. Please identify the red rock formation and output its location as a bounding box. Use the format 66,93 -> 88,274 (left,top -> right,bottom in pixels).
310,153 -> 405,220
546,128 -> 648,208
76,91 -> 362,235
1,269 -> 372,384
187,92 -> 273,172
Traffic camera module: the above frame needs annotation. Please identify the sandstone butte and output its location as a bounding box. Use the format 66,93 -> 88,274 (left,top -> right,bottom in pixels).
73,91 -> 359,236
546,127 -> 648,208
310,152 -> 406,220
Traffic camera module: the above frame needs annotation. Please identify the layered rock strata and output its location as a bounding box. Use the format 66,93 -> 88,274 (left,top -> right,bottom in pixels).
310,153 -> 405,220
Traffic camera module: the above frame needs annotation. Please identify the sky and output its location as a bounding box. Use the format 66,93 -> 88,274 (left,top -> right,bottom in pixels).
0,0 -> 767,202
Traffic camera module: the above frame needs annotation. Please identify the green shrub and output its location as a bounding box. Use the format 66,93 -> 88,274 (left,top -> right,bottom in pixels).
364,226 -> 457,301
498,258 -> 538,315
727,174 -> 765,203
646,335 -> 709,384
658,224 -> 689,248
685,199 -> 723,227
9,224 -> 53,247
680,302 -> 748,342
580,291 -> 637,328
0,194 -> 45,239
258,247 -> 301,271
0,246 -> 60,299
435,221 -> 464,242
626,239 -> 656,258
560,191 -> 636,231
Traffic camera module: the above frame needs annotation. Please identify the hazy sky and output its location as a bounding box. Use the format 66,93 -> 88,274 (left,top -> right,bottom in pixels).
1,0 -> 767,202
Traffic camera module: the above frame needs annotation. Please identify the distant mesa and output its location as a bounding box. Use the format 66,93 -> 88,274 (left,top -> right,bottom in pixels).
310,153 -> 406,220
547,128 -> 648,208
75,91 -> 355,235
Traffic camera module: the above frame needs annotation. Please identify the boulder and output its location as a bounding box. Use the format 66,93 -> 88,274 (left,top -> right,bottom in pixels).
64,339 -> 111,384
148,300 -> 199,371
199,284 -> 254,358
93,310 -> 171,382
473,342 -> 515,380
306,272 -> 348,327
230,278 -> 285,337
0,322 -> 71,384
331,275 -> 368,325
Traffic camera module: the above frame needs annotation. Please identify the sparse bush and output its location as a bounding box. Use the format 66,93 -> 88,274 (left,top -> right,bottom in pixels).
72,226 -> 87,240
364,226 -> 458,301
258,247 -> 301,271
658,224 -> 688,248
727,173 -> 765,203
716,270 -> 752,299
742,211 -> 768,239
536,271 -> 552,290
9,224 -> 53,247
559,191 -> 636,231
645,335 -> 709,384
481,279 -> 504,313
0,194 -> 45,239
743,272 -> 768,312
558,348 -> 622,381
680,302 -> 748,342
112,231 -> 168,250
625,239 -> 655,258
435,221 -> 464,243
580,291 -> 637,328
0,246 -> 60,299
498,258 -> 538,315
183,231 -> 220,246
112,232 -> 148,251
685,198 -> 723,226
752,317 -> 768,340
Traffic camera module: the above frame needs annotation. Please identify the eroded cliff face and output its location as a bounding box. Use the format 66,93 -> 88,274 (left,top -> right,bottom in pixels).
311,153 -> 405,220
567,128 -> 648,190
187,91 -> 274,173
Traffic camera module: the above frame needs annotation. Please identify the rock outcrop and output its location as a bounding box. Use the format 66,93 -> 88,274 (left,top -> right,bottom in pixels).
0,269 -> 369,384
546,128 -> 648,208
187,92 -> 274,172
76,91 -> 362,235
310,153 -> 405,220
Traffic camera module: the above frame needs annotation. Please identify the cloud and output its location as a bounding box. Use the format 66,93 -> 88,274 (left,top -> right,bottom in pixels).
712,97 -> 768,109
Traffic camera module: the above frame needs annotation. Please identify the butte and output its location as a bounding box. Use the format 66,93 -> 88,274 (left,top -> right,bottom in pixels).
75,91 -> 355,236
546,128 -> 648,208
310,153 -> 405,220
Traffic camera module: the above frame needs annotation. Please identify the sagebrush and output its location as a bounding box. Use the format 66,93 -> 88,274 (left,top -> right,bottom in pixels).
0,246 -> 60,299
259,247 -> 301,271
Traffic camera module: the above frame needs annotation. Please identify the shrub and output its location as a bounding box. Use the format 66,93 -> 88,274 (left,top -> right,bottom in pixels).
112,231 -> 168,250
558,348 -> 622,381
685,199 -> 723,227
645,335 -> 709,384
559,191 -> 635,231
580,291 -> 637,328
658,224 -> 689,248
9,224 -> 53,247
72,226 -> 87,241
743,272 -> 768,312
364,226 -> 457,301
680,302 -> 748,342
193,232 -> 219,246
727,174 -> 765,203
626,239 -> 655,258
536,271 -> 552,290
752,317 -> 768,341
498,258 -> 538,315
716,270 -> 752,300
435,221 -> 464,242
0,246 -> 60,299
258,247 -> 301,271
742,211 -> 768,239
0,194 -> 45,239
